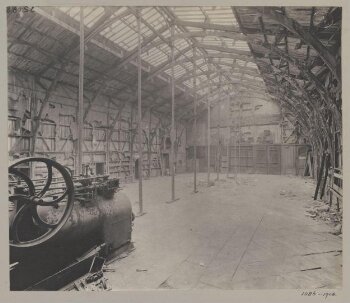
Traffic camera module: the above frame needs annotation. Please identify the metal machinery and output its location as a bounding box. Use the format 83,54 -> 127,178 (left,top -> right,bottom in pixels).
9,157 -> 133,290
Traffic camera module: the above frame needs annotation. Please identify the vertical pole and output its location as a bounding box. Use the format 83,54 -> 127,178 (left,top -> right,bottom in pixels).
30,77 -> 37,178
77,7 -> 84,176
106,98 -> 110,174
170,23 -> 176,201
232,94 -> 237,180
332,119 -> 336,170
233,96 -> 237,180
137,9 -> 143,215
129,105 -> 134,182
207,93 -> 211,186
238,96 -> 241,177
216,73 -> 222,181
227,116 -> 230,177
148,109 -> 152,179
30,77 -> 37,157
193,47 -> 198,193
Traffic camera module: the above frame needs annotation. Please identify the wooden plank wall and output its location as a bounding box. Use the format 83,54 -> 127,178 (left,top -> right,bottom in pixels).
186,144 -> 308,176
8,70 -> 187,181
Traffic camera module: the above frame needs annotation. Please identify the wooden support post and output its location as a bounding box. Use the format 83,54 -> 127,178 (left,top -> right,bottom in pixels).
31,67 -> 62,154
314,152 -> 326,200
77,7 -> 85,176
193,47 -> 198,193
320,153 -> 330,199
136,10 -> 144,215
83,84 -> 104,122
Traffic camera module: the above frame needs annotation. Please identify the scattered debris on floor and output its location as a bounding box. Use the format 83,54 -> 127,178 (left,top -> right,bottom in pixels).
158,280 -> 174,289
305,200 -> 342,235
102,266 -> 116,273
331,224 -> 342,235
188,179 -> 215,188
280,190 -> 297,198
72,272 -> 111,291
104,174 -> 342,290
301,267 -> 322,272
302,250 -> 342,256
239,177 -> 258,186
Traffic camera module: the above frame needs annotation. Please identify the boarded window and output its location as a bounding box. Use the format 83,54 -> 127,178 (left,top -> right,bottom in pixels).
95,128 -> 106,141
84,127 -> 93,140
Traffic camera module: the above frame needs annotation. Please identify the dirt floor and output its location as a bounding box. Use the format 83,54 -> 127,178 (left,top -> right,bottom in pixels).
105,173 -> 342,290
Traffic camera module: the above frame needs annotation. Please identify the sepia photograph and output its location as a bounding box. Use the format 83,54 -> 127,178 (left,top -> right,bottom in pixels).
5,2 -> 344,296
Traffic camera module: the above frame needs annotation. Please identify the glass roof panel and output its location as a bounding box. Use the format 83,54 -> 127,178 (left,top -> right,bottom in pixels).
56,6 -> 263,96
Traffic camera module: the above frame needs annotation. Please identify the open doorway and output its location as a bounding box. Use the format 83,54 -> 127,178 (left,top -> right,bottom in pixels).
95,162 -> 105,175
134,159 -> 139,179
162,153 -> 169,175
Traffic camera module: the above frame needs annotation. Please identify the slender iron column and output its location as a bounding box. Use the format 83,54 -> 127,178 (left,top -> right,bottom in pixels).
193,47 -> 198,193
137,9 -> 143,214
207,85 -> 211,186
170,23 -> 176,201
77,7 -> 85,176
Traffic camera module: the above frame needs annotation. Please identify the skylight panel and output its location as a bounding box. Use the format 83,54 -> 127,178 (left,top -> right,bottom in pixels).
198,75 -> 207,82
100,20 -> 122,37
235,59 -> 246,66
174,39 -> 189,50
162,29 -> 171,39
84,7 -> 104,27
105,21 -> 129,40
174,67 -> 186,78
202,6 -> 238,25
146,52 -> 168,66
233,40 -> 250,50
59,7 -> 106,28
67,7 -> 80,19
246,62 -> 258,69
182,61 -> 193,70
183,80 -> 193,88
143,8 -> 166,31
173,7 -> 205,22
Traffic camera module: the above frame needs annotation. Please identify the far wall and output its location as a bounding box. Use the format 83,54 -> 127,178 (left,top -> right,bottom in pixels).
186,94 -> 283,147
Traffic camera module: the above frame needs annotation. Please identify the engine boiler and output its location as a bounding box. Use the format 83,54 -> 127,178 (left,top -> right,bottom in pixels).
9,157 -> 133,290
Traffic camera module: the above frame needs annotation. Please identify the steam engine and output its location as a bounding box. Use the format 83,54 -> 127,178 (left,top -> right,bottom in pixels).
9,157 -> 133,290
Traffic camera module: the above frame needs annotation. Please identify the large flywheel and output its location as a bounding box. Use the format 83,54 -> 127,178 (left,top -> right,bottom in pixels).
9,157 -> 74,248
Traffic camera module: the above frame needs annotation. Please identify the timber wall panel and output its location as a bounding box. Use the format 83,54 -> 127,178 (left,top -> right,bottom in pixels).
7,70 -> 173,182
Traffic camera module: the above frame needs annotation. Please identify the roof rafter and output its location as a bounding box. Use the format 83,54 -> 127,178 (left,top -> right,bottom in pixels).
261,7 -> 340,82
